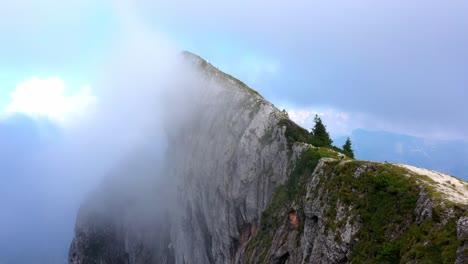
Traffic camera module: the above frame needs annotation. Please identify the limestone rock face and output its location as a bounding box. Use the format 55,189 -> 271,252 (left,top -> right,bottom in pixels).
69,53 -> 468,264
164,61 -> 297,264
456,216 -> 468,264
241,157 -> 468,264
69,52 -> 299,264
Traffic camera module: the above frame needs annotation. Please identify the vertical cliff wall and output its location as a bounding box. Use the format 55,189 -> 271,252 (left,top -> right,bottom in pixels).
164,54 -> 304,264
69,52 -> 305,263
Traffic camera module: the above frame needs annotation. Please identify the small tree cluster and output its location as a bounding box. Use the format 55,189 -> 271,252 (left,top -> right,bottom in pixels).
310,114 -> 355,158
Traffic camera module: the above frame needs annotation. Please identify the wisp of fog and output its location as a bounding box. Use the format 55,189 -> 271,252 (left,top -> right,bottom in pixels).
0,16 -> 209,263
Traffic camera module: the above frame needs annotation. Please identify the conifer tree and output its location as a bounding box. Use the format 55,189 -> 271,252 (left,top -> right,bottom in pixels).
310,115 -> 333,147
342,137 -> 354,158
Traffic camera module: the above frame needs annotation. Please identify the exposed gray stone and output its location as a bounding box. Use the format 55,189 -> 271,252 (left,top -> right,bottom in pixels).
69,52 -> 468,264
456,216 -> 468,264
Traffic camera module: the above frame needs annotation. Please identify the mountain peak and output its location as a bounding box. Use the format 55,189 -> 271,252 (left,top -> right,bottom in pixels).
181,50 -> 264,99
68,55 -> 468,264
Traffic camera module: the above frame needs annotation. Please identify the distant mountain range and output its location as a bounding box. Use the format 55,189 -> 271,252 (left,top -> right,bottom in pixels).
336,129 -> 468,180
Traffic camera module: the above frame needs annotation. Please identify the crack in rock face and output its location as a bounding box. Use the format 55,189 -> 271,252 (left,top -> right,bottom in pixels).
288,210 -> 299,229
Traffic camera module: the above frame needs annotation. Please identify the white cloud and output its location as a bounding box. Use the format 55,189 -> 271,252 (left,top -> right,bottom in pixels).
284,105 -> 455,141
3,77 -> 96,124
283,106 -> 354,138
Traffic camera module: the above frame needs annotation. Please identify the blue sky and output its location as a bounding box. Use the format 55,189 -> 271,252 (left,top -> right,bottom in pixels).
1,0 -> 468,140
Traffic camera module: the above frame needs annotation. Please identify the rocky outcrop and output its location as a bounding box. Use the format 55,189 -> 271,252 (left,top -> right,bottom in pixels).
241,155 -> 468,263
69,52 -> 468,264
164,59 -> 301,264
69,52 -> 302,263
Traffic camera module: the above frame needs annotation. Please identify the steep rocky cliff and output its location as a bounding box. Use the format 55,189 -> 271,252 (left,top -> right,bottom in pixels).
69,53 -> 468,264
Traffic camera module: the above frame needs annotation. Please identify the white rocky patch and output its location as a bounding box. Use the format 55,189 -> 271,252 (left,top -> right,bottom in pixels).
396,164 -> 468,204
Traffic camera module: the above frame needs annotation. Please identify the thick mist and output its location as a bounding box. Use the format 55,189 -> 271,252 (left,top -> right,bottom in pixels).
0,24 -> 213,263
